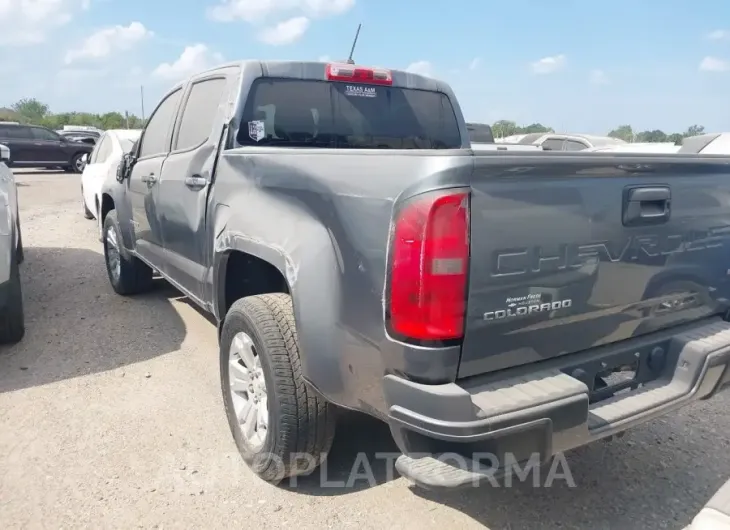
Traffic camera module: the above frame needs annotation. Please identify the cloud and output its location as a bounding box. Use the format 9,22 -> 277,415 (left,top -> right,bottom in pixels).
406,60 -> 434,77
468,57 -> 480,71
258,16 -> 309,45
699,56 -> 730,72
152,44 -> 225,81
0,0 -> 90,46
707,29 -> 730,40
590,69 -> 608,84
208,0 -> 354,23
64,22 -> 153,64
531,54 -> 566,74
318,55 -> 331,62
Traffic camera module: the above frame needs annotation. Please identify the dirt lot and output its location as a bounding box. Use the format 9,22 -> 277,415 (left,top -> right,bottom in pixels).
1,170 -> 729,529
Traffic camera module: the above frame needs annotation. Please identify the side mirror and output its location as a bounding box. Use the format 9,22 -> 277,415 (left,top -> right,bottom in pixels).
116,153 -> 134,182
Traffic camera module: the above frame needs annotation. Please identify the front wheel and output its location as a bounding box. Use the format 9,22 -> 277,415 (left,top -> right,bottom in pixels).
67,153 -> 86,174
102,210 -> 153,295
220,294 -> 337,484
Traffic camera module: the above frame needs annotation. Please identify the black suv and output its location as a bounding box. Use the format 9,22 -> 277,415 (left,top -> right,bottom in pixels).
0,123 -> 94,173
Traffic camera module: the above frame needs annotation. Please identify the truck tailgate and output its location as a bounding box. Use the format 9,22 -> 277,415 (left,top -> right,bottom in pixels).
459,156 -> 730,378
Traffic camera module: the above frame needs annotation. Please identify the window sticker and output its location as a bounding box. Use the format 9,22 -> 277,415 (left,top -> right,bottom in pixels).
248,120 -> 265,142
344,85 -> 377,98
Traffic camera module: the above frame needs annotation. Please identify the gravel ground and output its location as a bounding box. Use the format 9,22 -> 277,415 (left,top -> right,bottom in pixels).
0,170 -> 729,529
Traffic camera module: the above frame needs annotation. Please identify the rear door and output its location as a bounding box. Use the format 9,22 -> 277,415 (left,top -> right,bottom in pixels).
29,127 -> 66,164
158,73 -> 232,303
459,158 -> 730,377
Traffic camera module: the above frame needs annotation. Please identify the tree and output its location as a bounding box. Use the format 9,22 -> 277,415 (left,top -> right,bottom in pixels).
684,124 -> 705,138
522,123 -> 554,134
11,98 -> 49,123
608,125 -> 634,142
636,130 -> 667,143
492,120 -> 520,138
4,98 -> 145,131
667,133 -> 684,145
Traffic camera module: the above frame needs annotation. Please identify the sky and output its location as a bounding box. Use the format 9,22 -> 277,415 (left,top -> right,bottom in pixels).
1,0 -> 729,135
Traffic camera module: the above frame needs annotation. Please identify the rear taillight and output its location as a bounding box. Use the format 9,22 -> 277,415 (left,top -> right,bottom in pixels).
325,63 -> 393,85
388,189 -> 470,342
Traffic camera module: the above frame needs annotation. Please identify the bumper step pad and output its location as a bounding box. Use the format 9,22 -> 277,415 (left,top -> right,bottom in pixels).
392,319 -> 730,491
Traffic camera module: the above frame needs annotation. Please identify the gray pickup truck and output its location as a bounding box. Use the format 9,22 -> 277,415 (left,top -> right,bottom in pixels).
100,60 -> 730,490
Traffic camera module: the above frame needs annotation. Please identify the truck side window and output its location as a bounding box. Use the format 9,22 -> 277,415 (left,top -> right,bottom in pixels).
175,77 -> 227,151
139,88 -> 182,159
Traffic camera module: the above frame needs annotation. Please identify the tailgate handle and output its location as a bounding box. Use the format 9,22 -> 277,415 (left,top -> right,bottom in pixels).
623,186 -> 671,226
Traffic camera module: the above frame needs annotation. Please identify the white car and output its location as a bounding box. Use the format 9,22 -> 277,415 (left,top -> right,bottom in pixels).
81,129 -> 141,221
679,132 -> 730,155
582,142 -> 681,154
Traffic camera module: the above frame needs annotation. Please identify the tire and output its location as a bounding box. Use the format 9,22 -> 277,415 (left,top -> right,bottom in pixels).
15,219 -> 23,265
67,153 -> 86,174
220,293 -> 336,484
0,260 -> 25,344
102,210 -> 153,295
82,187 -> 93,219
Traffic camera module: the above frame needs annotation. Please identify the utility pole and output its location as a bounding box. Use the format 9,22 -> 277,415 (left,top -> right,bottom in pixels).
140,85 -> 145,121
125,110 -> 130,129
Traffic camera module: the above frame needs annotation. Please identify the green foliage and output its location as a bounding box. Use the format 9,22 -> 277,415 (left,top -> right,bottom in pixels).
4,99 -> 145,130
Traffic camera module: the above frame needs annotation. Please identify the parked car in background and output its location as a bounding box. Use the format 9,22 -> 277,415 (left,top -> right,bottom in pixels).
503,132 -> 627,151
58,130 -> 100,146
81,129 -> 141,222
468,123 -> 542,152
0,144 -> 24,344
678,133 -> 730,155
0,123 -> 94,173
582,142 -> 681,154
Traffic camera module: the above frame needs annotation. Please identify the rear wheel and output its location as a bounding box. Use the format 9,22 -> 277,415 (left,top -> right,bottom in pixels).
0,261 -> 25,344
102,210 -> 153,295
220,294 -> 336,484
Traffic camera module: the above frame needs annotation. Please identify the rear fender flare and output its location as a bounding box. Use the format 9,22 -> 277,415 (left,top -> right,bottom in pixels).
213,228 -> 348,403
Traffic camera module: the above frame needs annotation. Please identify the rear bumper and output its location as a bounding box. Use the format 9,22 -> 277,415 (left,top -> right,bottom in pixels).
385,318 -> 730,490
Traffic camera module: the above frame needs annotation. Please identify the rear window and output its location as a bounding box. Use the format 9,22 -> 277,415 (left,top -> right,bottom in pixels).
466,123 -> 494,143
236,78 -> 461,149
120,138 -> 136,152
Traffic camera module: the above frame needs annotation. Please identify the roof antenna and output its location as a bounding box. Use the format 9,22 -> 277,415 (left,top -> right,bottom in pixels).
346,23 -> 362,65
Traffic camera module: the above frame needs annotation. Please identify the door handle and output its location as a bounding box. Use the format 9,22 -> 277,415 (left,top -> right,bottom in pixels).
141,173 -> 157,185
184,174 -> 207,191
623,186 -> 671,226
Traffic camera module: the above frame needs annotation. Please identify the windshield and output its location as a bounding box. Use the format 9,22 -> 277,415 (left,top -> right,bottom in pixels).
237,78 -> 461,149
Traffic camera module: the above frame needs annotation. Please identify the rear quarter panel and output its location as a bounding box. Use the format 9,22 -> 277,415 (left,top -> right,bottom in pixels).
211,148 -> 473,415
